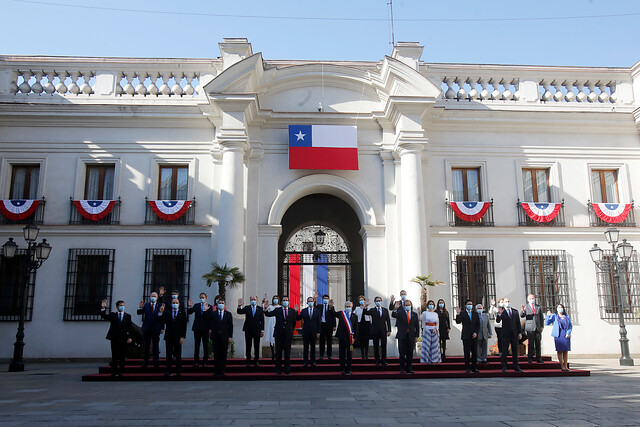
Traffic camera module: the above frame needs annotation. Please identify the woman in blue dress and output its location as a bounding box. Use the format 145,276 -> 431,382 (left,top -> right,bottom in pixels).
545,303 -> 572,371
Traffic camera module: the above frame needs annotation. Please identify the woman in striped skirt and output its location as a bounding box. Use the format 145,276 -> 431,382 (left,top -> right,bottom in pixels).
420,300 -> 442,363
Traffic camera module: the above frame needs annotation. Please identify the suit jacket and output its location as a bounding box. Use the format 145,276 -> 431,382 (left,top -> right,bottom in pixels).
333,310 -> 358,342
496,307 -> 521,338
264,306 -> 298,340
365,306 -> 391,335
388,299 -> 408,312
210,309 -> 234,340
478,313 -> 492,340
299,306 -> 322,337
236,305 -> 265,335
520,303 -> 544,332
392,308 -> 420,340
319,303 -> 336,328
100,309 -> 133,343
159,308 -> 187,343
137,302 -> 162,334
455,310 -> 481,340
188,302 -> 213,333
545,313 -> 572,338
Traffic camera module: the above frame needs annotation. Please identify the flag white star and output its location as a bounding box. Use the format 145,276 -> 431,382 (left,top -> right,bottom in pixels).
295,131 -> 306,141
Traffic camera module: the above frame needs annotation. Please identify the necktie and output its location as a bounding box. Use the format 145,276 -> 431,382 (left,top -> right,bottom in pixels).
508,309 -> 512,317
220,310 -> 223,321
252,306 -> 255,317
119,313 -> 122,322
532,304 -> 536,315
173,310 -> 176,320
284,308 -> 287,321
379,308 -> 382,318
152,303 -> 155,312
468,310 -> 472,320
309,308 -> 313,318
407,311 -> 411,323
201,305 -> 204,314
323,304 -> 326,322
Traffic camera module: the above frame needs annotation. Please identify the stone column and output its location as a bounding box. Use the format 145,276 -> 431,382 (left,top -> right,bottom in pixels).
397,142 -> 427,307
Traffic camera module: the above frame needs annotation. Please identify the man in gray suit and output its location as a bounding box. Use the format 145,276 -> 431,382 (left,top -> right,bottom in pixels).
476,303 -> 492,363
521,294 -> 544,363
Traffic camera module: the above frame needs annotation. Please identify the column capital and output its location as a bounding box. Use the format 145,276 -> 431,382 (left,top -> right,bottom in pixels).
359,224 -> 386,239
258,224 -> 282,237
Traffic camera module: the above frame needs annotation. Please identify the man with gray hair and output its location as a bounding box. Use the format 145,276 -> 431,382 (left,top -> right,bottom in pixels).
331,300 -> 358,375
476,303 -> 492,363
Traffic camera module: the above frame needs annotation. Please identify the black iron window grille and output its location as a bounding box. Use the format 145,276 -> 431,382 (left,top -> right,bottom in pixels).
282,252 -> 352,303
450,249 -> 496,309
596,251 -> 640,321
0,250 -> 36,321
523,250 -> 569,314
143,249 -> 191,308
64,249 -> 115,321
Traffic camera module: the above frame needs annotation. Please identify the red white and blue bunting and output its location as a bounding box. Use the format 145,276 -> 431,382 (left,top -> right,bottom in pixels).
149,200 -> 191,221
592,203 -> 632,224
0,199 -> 40,220
73,200 -> 116,221
521,202 -> 562,223
450,201 -> 490,222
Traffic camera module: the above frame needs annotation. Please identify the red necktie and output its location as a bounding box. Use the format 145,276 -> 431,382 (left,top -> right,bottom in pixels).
532,305 -> 536,315
407,312 -> 411,323
284,308 -> 287,321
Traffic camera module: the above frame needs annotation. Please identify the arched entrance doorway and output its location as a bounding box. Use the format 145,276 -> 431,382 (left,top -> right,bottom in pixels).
278,194 -> 364,305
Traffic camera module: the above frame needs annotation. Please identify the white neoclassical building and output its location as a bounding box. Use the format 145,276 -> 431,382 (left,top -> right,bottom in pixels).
0,38 -> 639,359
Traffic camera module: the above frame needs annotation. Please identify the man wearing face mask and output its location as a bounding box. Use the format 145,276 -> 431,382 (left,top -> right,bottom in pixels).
392,298 -> 420,374
495,297 -> 523,373
476,304 -> 492,364
137,292 -> 162,368
210,299 -> 234,376
264,295 -> 298,374
388,290 -> 408,312
100,299 -> 133,377
521,293 -> 544,363
158,298 -> 187,377
455,299 -> 481,374
187,293 -> 213,368
332,301 -> 359,375
298,296 -> 322,367
365,296 -> 391,366
318,294 -> 336,360
237,296 -> 265,367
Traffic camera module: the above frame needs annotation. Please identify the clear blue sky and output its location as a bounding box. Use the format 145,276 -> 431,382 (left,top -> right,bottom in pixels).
1,0 -> 639,67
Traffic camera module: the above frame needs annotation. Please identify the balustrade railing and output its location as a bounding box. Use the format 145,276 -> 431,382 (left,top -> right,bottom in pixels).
0,197 -> 45,225
517,200 -> 565,227
446,199 -> 495,227
588,201 -> 636,227
441,77 -> 519,101
539,79 -> 616,104
68,198 -> 121,225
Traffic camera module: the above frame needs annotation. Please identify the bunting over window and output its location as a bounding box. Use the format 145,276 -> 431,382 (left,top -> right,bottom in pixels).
521,202 -> 562,223
449,201 -> 491,222
592,203 -> 632,224
72,200 -> 117,221
0,199 -> 40,220
148,200 -> 191,221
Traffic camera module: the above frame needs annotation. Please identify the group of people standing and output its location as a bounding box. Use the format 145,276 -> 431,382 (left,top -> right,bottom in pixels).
100,287 -> 573,378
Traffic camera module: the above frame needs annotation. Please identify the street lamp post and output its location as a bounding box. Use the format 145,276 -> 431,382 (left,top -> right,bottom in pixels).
2,223 -> 51,372
589,227 -> 635,367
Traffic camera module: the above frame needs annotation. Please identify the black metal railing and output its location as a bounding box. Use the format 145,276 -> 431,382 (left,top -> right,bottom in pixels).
517,199 -> 565,226
446,199 -> 494,227
68,197 -> 121,225
588,200 -> 636,227
145,198 -> 196,225
0,197 -> 45,225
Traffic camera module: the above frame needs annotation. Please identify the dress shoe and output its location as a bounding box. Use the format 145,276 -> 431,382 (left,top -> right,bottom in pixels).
245,362 -> 251,368
176,372 -> 182,378
528,359 -> 533,364
406,370 -> 414,374
318,356 -> 324,360
254,362 -> 260,367
345,371 -> 352,375
465,369 -> 471,374
311,362 -> 317,367
472,369 -> 479,373
400,369 -> 406,374
501,367 -> 507,373
164,371 -> 171,377
382,361 -> 388,366
141,363 -> 148,369
275,370 -> 282,375
536,360 -> 544,364
303,362 -> 308,367
341,370 -> 346,375
514,367 -> 523,372
327,356 -> 333,360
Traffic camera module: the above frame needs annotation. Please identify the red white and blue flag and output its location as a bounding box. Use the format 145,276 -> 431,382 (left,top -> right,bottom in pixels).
289,125 -> 358,170
592,203 -> 632,223
73,200 -> 116,221
450,201 -> 490,222
341,311 -> 354,344
0,199 -> 40,220
149,200 -> 191,221
521,202 -> 562,223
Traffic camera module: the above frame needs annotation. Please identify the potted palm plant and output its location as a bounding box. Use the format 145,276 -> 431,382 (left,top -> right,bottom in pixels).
202,262 -> 245,301
410,273 -> 445,310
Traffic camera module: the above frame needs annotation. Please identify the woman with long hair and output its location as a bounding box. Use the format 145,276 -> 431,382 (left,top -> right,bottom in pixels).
263,294 -> 281,361
435,298 -> 450,360
545,303 -> 573,371
420,300 -> 441,363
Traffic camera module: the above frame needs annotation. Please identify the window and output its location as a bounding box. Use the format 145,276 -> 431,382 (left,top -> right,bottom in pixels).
158,165 -> 188,199
523,250 -> 569,314
64,249 -> 115,320
144,249 -> 191,307
596,251 -> 640,321
0,251 -> 36,321
85,165 -> 115,199
591,170 -> 619,203
522,168 -> 550,202
452,168 -> 481,201
10,165 -> 39,199
450,249 -> 495,309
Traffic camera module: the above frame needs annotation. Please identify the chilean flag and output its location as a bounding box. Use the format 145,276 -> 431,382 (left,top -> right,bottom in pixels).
289,125 -> 358,170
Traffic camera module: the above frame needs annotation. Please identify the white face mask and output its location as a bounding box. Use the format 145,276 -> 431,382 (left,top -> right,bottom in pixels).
529,299 -> 535,305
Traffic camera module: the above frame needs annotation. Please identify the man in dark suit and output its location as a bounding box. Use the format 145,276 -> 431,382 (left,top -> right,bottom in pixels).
332,301 -> 358,375
392,298 -> 420,374
187,292 -> 213,367
299,296 -> 321,367
496,297 -> 523,372
236,295 -> 265,367
318,294 -> 336,360
521,293 -> 544,363
388,289 -> 408,312
210,298 -> 234,376
158,298 -> 187,377
100,299 -> 133,377
264,295 -> 298,374
365,296 -> 392,366
455,299 -> 481,374
137,292 -> 162,368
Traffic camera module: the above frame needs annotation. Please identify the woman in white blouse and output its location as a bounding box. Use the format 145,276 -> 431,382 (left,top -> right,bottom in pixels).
263,294 -> 281,360
420,300 -> 442,363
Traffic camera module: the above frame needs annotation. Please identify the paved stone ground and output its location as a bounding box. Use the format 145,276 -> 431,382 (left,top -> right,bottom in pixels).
0,359 -> 639,426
